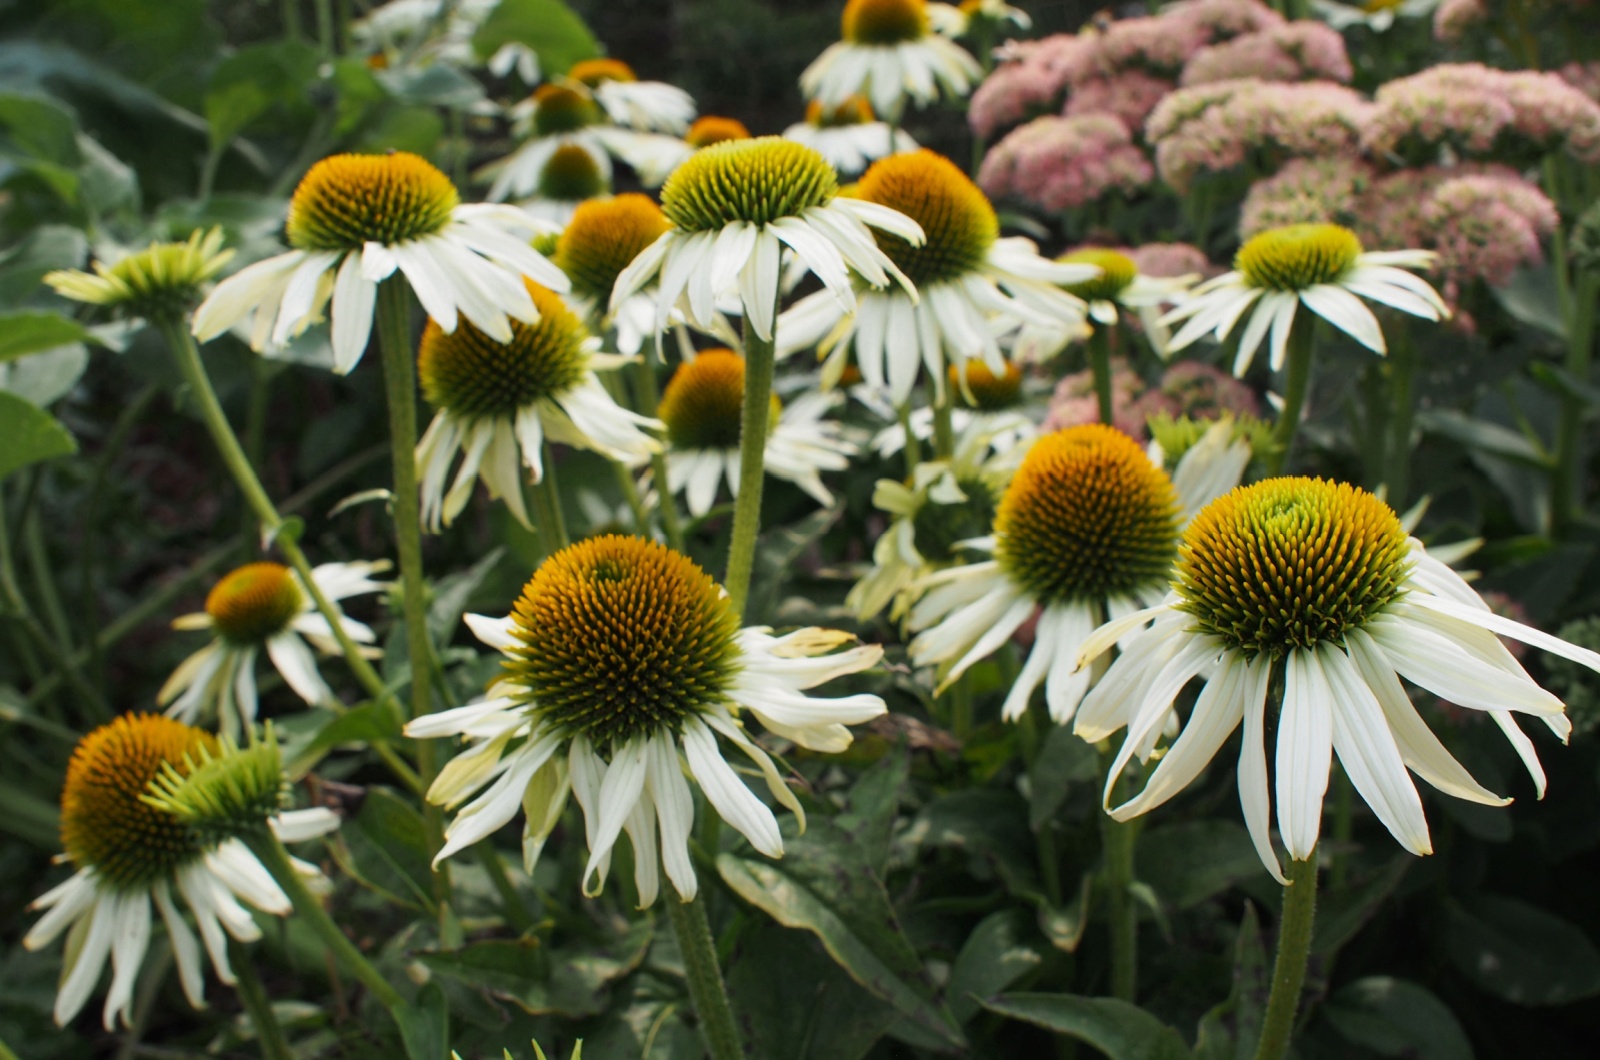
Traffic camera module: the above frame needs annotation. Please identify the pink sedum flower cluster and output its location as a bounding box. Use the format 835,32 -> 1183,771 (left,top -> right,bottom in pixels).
1432,0 -> 1488,41
1127,242 -> 1218,280
1364,63 -> 1600,165
1042,356 -> 1152,439
978,114 -> 1154,211
1146,78 -> 1370,191
1238,156 -> 1373,237
969,34 -> 1090,141
1560,61 -> 1600,104
1417,173 -> 1560,299
1043,358 -> 1259,441
1180,21 -> 1351,87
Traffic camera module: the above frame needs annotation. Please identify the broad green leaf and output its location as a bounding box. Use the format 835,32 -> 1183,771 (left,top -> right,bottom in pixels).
0,391 -> 76,481
911,788 -> 1040,899
982,993 -> 1191,1060
204,41 -> 320,146
1493,264 -> 1565,340
947,910 -> 1045,1024
582,980 -> 703,1060
0,224 -> 87,303
1028,725 -> 1097,830
1321,977 -> 1473,1060
420,917 -> 653,1018
395,983 -> 449,1060
1312,856 -> 1409,958
1443,895 -> 1600,1006
0,92 -> 81,166
745,501 -> 842,623
1194,904 -> 1267,1060
718,819 -> 966,1050
427,546 -> 506,646
286,701 -> 406,779
1136,820 -> 1262,910
334,786 -> 436,911
473,0 -> 601,76
0,312 -> 93,363
726,924 -> 897,1060
1418,409 -> 1550,467
834,746 -> 909,874
378,64 -> 486,110
0,343 -> 87,406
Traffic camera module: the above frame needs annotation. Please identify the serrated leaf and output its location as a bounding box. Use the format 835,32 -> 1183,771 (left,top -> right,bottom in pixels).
0,391 -> 76,481
982,993 -> 1191,1060
420,917 -> 653,1018
1321,976 -> 1473,1060
1443,895 -> 1600,1006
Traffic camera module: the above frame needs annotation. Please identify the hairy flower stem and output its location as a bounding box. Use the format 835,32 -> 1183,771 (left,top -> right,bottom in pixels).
1100,761 -> 1138,1002
158,318 -> 415,782
373,279 -> 447,896
668,894 -> 744,1060
246,833 -> 408,1016
1267,316 -> 1316,475
932,385 -> 956,460
632,350 -> 686,549
1253,853 -> 1319,1060
230,941 -> 293,1060
1087,325 -> 1115,428
724,311 -> 778,618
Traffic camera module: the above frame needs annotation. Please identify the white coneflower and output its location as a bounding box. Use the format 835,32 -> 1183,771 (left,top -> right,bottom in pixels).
414,279 -> 660,531
684,115 -> 754,149
1162,223 -> 1447,376
933,0 -> 1032,36
905,424 -> 1195,723
517,142 -> 612,225
43,228 -> 233,322
25,716 -> 336,1029
777,150 -> 1093,405
566,58 -> 697,135
611,136 -> 925,343
1073,477 -> 1599,879
783,96 -> 917,176
406,536 -> 887,904
1008,247 -> 1197,362
551,193 -> 685,356
159,561 -> 387,735
192,152 -> 568,374
801,0 -> 983,118
652,348 -> 858,517
485,83 -> 695,199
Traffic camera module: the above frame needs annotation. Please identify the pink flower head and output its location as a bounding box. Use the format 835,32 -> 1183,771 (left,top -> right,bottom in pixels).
1042,357 -> 1153,439
1559,61 -> 1600,105
1364,63 -> 1600,166
1238,156 -> 1373,238
1180,21 -> 1352,87
969,34 -> 1089,140
1165,0 -> 1287,42
979,114 -> 1155,212
1147,78 -> 1370,192
1144,359 -> 1263,423
1424,172 -> 1559,296
1433,0 -> 1487,42
1095,16 -> 1209,77
1127,242 -> 1218,279
1063,70 -> 1177,134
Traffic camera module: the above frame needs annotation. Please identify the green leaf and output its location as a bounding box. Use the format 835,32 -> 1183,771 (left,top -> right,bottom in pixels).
1136,821 -> 1263,911
473,0 -> 601,76
1028,725 -> 1098,830
395,983 -> 450,1060
1321,977 -> 1473,1060
912,788 -> 1040,899
377,64 -> 486,110
0,343 -> 87,407
0,391 -> 76,481
726,924 -> 897,1060
1312,856 -> 1409,958
203,41 -> 320,147
0,92 -> 81,166
947,910 -> 1045,1025
1194,904 -> 1267,1060
285,701 -> 405,779
1417,409 -> 1550,467
334,786 -> 436,911
982,993 -> 1191,1060
746,501 -> 843,623
1443,895 -> 1600,1006
420,917 -> 653,1018
718,819 -> 966,1050
834,746 -> 909,874
1493,264 -> 1565,340
427,546 -> 505,646
0,312 -> 93,363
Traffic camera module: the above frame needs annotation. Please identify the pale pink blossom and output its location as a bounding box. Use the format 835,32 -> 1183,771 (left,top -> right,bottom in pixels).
1559,61 -> 1600,104
1062,71 -> 1177,134
1180,21 -> 1352,86
1432,0 -> 1487,42
1143,359 -> 1262,422
979,114 -> 1155,211
1147,78 -> 1370,191
1238,156 -> 1373,238
1094,16 -> 1208,76
1364,63 -> 1600,165
1165,0 -> 1287,41
968,34 -> 1088,140
1042,357 -> 1152,438
1127,242 -> 1218,279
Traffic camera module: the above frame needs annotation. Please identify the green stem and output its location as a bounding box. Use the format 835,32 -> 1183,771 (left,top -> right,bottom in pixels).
931,383 -> 956,461
1385,321 -> 1417,512
1087,325 -> 1114,428
532,444 -> 570,556
245,833 -> 407,1013
632,349 -> 686,549
668,894 -> 744,1060
1100,761 -> 1138,1003
1268,315 -> 1316,475
1253,853 -> 1320,1060
613,459 -> 650,536
723,315 -> 777,618
897,401 -> 920,479
242,354 -> 270,558
230,941 -> 294,1060
372,280 -> 448,896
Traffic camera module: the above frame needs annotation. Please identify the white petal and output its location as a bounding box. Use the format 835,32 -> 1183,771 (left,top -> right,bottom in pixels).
682,719 -> 782,858
1276,649 -> 1333,863
582,738 -> 649,897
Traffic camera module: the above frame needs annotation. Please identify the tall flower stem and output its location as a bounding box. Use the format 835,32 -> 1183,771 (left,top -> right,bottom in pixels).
1267,316 -> 1316,475
245,833 -> 407,1015
632,350 -> 686,549
932,384 -> 956,460
1087,324 -> 1115,427
1384,321 -> 1418,510
532,444 -> 571,556
723,313 -> 777,618
230,941 -> 293,1060
668,893 -> 744,1060
1253,853 -> 1320,1060
897,402 -> 921,478
373,279 -> 447,893
1100,757 -> 1138,1002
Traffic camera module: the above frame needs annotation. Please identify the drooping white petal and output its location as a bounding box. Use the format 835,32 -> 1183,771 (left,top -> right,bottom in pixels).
1276,649 -> 1334,863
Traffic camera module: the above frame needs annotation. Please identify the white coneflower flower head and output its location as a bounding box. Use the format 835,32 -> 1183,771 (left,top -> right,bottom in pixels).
26,715 -> 335,1029
410,536 -> 887,904
566,58 -> 697,135
801,0 -> 983,118
1163,223 -> 1447,375
193,152 -> 566,374
414,279 -> 661,530
45,228 -> 233,321
784,96 -> 918,176
611,135 -> 925,343
1075,477 -> 1600,880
